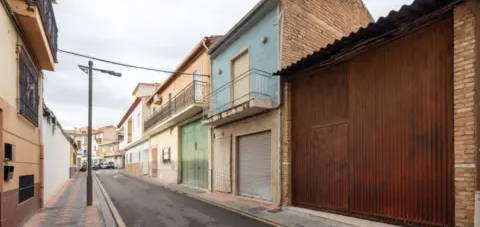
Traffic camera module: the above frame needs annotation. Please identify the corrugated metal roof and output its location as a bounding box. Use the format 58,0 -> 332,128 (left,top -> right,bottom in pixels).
276,0 -> 462,76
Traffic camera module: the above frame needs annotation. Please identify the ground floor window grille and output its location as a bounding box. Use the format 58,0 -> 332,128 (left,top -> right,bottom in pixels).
19,175 -> 34,203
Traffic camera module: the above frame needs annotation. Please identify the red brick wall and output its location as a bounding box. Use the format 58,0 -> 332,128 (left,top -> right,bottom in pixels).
279,0 -> 373,68
279,0 -> 372,206
453,0 -> 479,226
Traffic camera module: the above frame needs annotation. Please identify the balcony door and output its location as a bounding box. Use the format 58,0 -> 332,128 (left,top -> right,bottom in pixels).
193,70 -> 203,102
231,50 -> 250,106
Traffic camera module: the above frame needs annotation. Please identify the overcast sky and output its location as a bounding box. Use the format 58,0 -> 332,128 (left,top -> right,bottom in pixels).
43,0 -> 414,129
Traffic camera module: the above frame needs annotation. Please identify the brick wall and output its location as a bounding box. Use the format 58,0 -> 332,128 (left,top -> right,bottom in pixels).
454,0 -> 479,226
279,0 -> 372,206
279,0 -> 373,68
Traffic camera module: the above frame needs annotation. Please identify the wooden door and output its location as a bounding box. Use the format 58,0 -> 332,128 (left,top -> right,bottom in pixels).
151,148 -> 158,177
232,50 -> 250,106
182,124 -> 195,186
182,120 -> 208,189
213,134 -> 232,193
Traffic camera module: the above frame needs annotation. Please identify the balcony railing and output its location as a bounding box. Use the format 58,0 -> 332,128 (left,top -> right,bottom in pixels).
144,80 -> 208,131
204,68 -> 278,117
29,0 -> 58,60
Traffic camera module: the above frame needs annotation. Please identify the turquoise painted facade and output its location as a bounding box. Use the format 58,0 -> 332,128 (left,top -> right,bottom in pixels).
210,4 -> 280,114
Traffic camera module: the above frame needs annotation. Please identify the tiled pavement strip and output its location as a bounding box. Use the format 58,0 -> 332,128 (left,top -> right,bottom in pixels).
24,172 -> 115,227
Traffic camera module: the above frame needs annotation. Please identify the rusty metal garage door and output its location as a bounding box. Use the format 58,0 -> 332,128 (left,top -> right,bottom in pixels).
291,17 -> 453,226
238,131 -> 271,201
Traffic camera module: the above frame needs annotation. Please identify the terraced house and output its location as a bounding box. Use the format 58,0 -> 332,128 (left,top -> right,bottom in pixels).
143,36 -> 220,187
0,0 -> 57,225
203,0 -> 372,207
119,83 -> 157,175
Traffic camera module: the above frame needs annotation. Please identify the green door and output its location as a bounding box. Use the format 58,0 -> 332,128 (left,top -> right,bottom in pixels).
181,120 -> 208,189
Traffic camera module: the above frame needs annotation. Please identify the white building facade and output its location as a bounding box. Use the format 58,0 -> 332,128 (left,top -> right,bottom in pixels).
41,105 -> 74,205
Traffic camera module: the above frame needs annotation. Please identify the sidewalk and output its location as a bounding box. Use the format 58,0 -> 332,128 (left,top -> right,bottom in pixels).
24,172 -> 116,227
120,170 -> 394,227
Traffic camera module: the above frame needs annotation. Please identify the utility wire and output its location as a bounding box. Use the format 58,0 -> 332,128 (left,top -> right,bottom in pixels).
58,49 -> 210,77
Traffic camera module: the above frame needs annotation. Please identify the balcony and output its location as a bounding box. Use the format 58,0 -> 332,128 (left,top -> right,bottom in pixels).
7,0 -> 58,71
203,69 -> 278,126
144,80 -> 208,134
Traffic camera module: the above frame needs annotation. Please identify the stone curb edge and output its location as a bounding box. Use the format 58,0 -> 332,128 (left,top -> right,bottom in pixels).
119,171 -> 285,227
94,173 -> 127,227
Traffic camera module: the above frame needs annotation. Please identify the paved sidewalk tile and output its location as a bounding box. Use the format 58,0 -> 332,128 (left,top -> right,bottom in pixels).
24,172 -> 111,227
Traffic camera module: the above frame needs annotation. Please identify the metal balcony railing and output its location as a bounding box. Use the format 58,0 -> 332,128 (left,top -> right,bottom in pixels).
19,50 -> 39,126
144,80 -> 208,131
204,68 -> 278,117
28,0 -> 58,60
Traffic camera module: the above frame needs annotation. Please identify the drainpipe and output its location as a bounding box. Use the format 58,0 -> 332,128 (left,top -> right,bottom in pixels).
276,5 -> 284,210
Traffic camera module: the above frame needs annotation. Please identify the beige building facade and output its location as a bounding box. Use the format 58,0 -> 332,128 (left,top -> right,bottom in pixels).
0,0 -> 57,225
119,83 -> 157,175
144,37 -> 219,186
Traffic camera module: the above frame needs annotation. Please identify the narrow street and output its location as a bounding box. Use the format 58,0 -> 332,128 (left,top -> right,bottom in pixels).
96,170 -> 274,227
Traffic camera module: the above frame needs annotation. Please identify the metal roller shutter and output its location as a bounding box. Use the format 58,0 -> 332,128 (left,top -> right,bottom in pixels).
238,131 -> 271,201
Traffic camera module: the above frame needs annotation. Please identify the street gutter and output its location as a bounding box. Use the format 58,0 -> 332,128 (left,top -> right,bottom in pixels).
94,173 -> 127,227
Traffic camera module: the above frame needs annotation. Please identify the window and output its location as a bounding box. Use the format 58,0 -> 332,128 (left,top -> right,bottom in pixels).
19,175 -> 34,203
193,70 -> 203,101
127,118 -> 133,143
162,147 -> 171,162
137,113 -> 141,127
19,51 -> 39,126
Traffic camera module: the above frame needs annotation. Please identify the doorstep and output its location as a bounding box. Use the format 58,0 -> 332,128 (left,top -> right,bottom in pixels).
120,170 -> 395,227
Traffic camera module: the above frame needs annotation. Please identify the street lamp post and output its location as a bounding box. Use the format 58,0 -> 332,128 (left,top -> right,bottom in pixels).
79,61 -> 121,206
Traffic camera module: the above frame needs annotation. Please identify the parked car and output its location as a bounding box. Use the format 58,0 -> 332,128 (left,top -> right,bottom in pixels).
92,163 -> 101,170
80,163 -> 87,172
106,162 -> 115,169
101,161 -> 115,169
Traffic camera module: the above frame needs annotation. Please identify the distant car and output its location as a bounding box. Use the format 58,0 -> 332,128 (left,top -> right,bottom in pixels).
99,162 -> 115,169
92,163 -> 101,170
106,162 -> 115,169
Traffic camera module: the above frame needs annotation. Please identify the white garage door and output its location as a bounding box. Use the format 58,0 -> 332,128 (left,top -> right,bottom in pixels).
238,131 -> 271,201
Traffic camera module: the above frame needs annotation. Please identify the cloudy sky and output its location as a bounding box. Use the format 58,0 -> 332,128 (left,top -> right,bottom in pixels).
44,0 -> 414,129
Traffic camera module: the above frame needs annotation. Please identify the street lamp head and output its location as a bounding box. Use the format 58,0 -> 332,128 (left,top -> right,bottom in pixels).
78,64 -> 122,77
78,65 -> 89,75
99,69 -> 122,77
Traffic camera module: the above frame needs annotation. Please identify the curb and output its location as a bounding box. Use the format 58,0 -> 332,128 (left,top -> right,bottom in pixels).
119,171 -> 285,227
94,173 -> 127,227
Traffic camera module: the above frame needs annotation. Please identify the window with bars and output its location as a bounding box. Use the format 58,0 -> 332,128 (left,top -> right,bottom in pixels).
19,51 -> 39,126
19,175 -> 34,203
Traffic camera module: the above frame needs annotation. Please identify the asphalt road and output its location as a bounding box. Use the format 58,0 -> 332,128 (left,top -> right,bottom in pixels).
96,170 -> 274,227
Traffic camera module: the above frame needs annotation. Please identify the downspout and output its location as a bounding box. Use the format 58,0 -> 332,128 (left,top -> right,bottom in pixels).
202,36 -> 214,191
276,4 -> 284,209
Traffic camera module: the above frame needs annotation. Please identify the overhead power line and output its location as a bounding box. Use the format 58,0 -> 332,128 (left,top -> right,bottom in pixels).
58,49 -> 210,77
